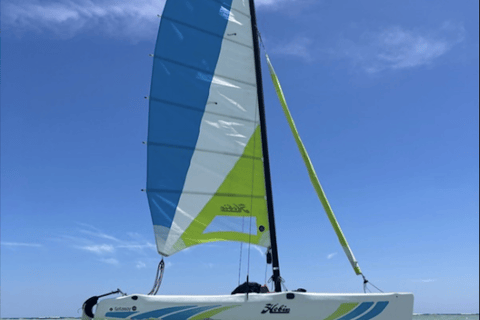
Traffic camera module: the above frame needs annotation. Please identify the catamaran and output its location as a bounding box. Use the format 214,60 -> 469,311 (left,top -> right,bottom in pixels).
82,0 -> 414,319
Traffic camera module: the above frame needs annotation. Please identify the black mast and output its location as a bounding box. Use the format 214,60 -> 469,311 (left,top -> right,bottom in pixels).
248,0 -> 282,293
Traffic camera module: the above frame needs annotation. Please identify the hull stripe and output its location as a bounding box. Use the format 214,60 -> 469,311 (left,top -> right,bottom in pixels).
130,306 -> 196,319
162,305 -> 221,320
104,312 -> 137,318
337,302 -> 374,320
356,302 -> 389,320
322,303 -> 359,320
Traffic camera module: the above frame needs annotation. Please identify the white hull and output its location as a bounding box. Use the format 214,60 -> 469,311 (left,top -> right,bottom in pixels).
84,292 -> 413,320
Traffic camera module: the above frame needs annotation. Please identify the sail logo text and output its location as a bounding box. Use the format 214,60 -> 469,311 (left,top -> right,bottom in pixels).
220,204 -> 250,213
114,307 -> 133,312
261,304 -> 290,314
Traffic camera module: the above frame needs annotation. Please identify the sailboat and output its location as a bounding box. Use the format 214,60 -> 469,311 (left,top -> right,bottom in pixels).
82,0 -> 414,319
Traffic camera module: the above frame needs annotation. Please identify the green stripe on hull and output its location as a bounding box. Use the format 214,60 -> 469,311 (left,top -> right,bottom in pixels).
179,126 -> 270,248
323,303 -> 359,320
189,305 -> 240,320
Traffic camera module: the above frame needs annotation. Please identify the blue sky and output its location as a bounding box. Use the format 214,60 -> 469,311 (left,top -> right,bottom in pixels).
1,0 -> 479,317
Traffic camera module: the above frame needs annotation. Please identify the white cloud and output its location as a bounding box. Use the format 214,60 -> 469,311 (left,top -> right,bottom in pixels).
78,244 -> 115,254
2,0 -> 295,39
272,37 -> 313,61
80,229 -> 121,242
100,258 -> 120,265
3,0 -> 166,39
256,0 -> 300,9
1,242 -> 43,247
327,252 -> 337,259
136,261 -> 147,269
117,242 -> 157,251
335,23 -> 465,73
411,278 -> 437,283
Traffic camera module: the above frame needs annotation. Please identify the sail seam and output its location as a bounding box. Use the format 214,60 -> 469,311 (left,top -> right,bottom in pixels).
152,55 -> 257,87
147,141 -> 262,160
147,189 -> 266,199
149,96 -> 259,123
161,16 -> 253,49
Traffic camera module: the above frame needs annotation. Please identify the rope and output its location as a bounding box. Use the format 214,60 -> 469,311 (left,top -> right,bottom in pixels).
268,275 -> 288,292
148,258 -> 165,295
264,258 -> 268,285
246,71 -> 261,284
238,217 -> 245,286
362,274 -> 383,293
280,277 -> 288,292
258,31 -> 266,52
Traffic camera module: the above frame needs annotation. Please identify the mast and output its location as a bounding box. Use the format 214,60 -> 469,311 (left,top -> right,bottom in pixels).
249,0 -> 282,293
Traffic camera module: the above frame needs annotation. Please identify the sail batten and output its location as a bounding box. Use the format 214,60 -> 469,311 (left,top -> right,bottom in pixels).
151,17 -> 254,49
147,189 -> 267,199
148,97 -> 260,123
147,0 -> 270,257
150,57 -> 256,85
147,143 -> 263,160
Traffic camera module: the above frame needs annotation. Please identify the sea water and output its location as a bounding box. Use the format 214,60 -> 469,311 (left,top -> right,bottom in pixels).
1,316 -> 479,320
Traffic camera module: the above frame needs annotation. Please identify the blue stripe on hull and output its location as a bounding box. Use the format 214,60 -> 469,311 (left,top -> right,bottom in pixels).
130,305 -> 196,319
147,0 -> 235,228
104,312 -> 137,318
356,301 -> 389,320
337,302 -> 374,320
162,305 -> 220,320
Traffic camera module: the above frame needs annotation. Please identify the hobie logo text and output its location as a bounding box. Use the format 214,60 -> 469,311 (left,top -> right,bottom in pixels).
220,204 -> 250,213
261,304 -> 290,314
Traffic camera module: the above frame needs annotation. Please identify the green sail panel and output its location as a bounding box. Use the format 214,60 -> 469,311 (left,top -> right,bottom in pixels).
177,127 -> 270,252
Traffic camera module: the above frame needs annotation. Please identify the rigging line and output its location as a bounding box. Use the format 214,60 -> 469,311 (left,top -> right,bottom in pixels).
246,129 -> 259,281
148,96 -> 260,124
148,258 -> 165,295
146,141 -> 262,160
362,275 -> 384,293
238,216 -> 245,286
264,256 -> 268,285
258,31 -> 266,52
246,101 -> 261,283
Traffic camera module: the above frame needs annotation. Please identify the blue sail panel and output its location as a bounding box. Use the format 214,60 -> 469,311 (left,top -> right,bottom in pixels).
147,0 -> 269,256
147,0 -> 234,240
